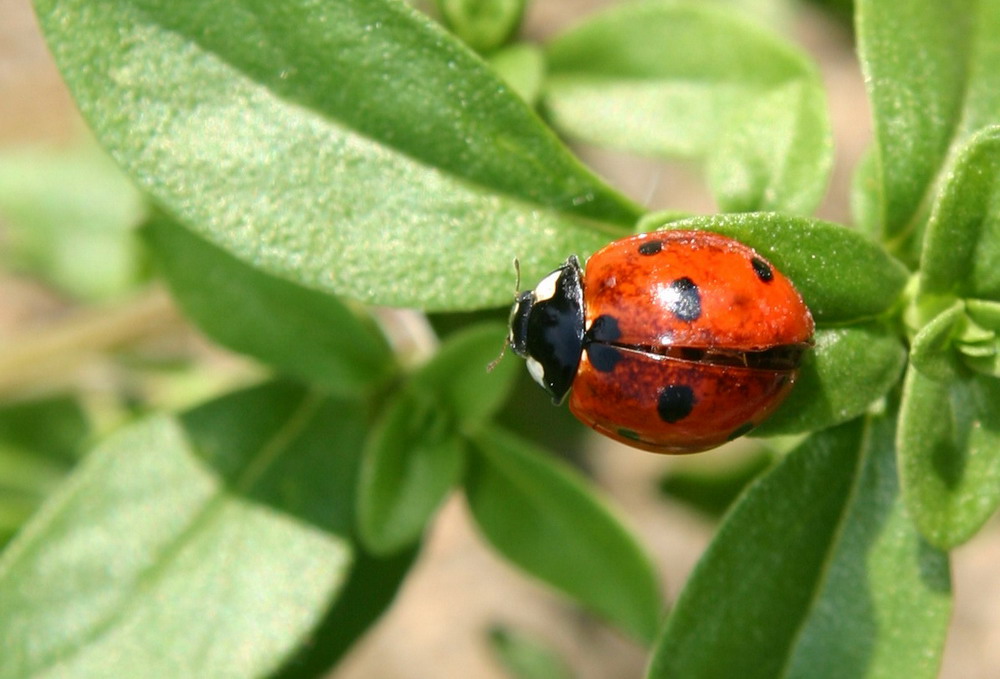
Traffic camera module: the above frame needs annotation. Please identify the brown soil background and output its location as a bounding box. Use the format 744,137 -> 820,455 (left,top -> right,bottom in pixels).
2,0 -> 999,676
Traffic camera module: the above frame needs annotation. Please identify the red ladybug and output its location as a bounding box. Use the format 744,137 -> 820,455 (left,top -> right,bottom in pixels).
508,230 -> 814,454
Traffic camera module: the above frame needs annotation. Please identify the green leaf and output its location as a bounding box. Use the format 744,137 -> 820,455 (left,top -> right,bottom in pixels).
643,213 -> 910,324
909,302 -> 965,382
0,381 -> 412,678
850,146 -> 881,238
143,215 -> 396,396
754,323 -> 907,436
0,395 -> 89,466
466,426 -> 662,644
357,393 -> 465,554
495,371 -> 591,459
35,0 -> 641,311
357,324 -> 519,554
898,365 -> 1000,549
782,414 -> 951,678
967,298 -> 1000,330
488,624 -> 575,679
648,417 -> 951,679
437,0 -> 526,53
0,405 -> 350,678
184,383 -> 415,678
543,0 -> 831,215
275,546 -> 417,679
0,396 -> 89,547
963,299 -> 1000,377
412,323 -> 520,429
919,126 -> 1000,301
857,0 -> 1000,248
488,43 -> 546,106
0,145 -> 146,300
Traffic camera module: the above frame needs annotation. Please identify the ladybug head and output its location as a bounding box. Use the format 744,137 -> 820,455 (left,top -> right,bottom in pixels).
507,256 -> 585,404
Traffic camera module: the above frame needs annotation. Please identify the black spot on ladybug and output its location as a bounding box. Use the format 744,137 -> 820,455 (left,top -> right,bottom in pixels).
657,385 -> 695,423
617,427 -> 641,441
668,277 -> 701,322
727,421 -> 755,441
751,257 -> 773,283
587,314 -> 621,342
638,240 -> 663,256
587,344 -> 623,373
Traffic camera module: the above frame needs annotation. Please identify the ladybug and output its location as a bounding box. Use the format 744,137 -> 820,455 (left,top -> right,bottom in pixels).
508,230 -> 814,454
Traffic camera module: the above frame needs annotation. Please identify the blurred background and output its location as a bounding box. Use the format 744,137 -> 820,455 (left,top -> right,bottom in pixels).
2,0 -> 999,676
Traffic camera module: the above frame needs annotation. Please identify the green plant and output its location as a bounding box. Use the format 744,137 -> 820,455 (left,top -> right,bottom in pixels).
1,0 -> 998,676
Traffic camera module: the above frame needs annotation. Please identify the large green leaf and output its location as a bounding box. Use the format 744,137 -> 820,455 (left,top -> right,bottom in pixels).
754,323 -> 907,436
648,417 -> 951,679
898,365 -> 1000,549
918,126 -> 1000,303
544,0 -> 831,215
857,0 -> 1000,249
644,213 -> 910,324
144,215 -> 396,396
0,382 -> 383,678
466,426 -> 662,644
34,0 -> 641,311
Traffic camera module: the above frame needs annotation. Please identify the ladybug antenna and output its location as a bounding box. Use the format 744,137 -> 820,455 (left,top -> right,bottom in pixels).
487,257 -> 521,373
486,339 -> 508,373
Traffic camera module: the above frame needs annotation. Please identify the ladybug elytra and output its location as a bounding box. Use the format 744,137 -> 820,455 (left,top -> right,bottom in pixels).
508,230 -> 814,454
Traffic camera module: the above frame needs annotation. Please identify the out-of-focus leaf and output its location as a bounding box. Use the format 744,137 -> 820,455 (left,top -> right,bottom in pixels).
488,43 -> 545,106
466,426 -> 662,644
0,395 -> 89,547
437,0 -> 526,53
658,449 -> 773,518
0,145 -> 146,300
544,0 -> 831,215
0,395 -> 88,465
488,624 -> 575,679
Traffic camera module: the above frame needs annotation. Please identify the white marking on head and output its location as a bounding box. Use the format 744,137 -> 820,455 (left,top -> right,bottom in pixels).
526,357 -> 546,388
533,270 -> 562,303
